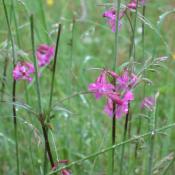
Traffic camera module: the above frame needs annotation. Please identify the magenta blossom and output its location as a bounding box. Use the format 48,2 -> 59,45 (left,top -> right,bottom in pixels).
36,44 -> 55,67
13,61 -> 35,82
103,8 -> 123,32
117,70 -> 138,91
104,91 -> 134,118
88,70 -> 115,99
88,69 -> 137,119
127,0 -> 146,10
141,96 -> 155,111
115,91 -> 134,118
61,169 -> 71,175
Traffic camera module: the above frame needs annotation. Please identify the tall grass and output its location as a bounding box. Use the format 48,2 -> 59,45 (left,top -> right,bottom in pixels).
0,0 -> 175,174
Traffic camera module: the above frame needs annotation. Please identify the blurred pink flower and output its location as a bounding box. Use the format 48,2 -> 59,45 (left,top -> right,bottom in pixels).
117,71 -> 138,90
115,91 -> 134,118
13,61 -> 35,82
36,44 -> 55,67
103,8 -> 123,32
61,169 -> 71,175
88,71 -> 115,99
141,96 -> 155,111
104,91 -> 134,118
127,0 -> 146,10
88,69 -> 137,119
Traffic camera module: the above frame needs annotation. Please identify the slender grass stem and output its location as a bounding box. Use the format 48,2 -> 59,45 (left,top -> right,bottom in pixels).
135,5 -> 146,159
30,15 -> 42,113
30,15 -> 54,171
1,3 -> 13,101
48,24 -> 62,114
12,0 -> 21,48
1,57 -> 9,100
129,0 -> 139,70
38,0 -> 49,43
43,23 -> 61,174
147,95 -> 157,175
2,0 -> 20,174
119,105 -> 130,175
49,122 -> 175,174
111,1 -> 121,174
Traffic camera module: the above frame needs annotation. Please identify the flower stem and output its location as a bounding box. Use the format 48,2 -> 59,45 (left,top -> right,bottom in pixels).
147,95 -> 157,175
135,5 -> 146,159
119,105 -> 130,175
111,0 -> 121,174
48,23 -> 62,115
30,14 -> 54,171
49,123 -> 175,174
43,23 -> 61,174
2,0 -> 20,174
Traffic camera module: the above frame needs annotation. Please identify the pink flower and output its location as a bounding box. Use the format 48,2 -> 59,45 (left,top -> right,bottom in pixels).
104,91 -> 134,118
115,91 -> 134,118
117,71 -> 138,90
103,8 -> 122,32
141,96 -> 155,111
127,0 -> 146,10
36,44 -> 55,67
88,69 -> 137,119
61,169 -> 71,175
13,61 -> 35,82
88,71 -> 115,99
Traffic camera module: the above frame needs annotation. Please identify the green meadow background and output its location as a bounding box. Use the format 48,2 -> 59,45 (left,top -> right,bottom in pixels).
0,0 -> 175,174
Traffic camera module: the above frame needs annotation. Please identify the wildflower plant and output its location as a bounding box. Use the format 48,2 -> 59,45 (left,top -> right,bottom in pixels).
88,69 -> 138,118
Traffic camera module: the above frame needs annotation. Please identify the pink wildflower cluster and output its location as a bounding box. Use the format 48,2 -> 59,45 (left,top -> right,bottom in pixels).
36,44 -> 55,67
88,69 -> 138,118
13,44 -> 54,82
52,160 -> 71,175
103,0 -> 146,32
13,61 -> 35,82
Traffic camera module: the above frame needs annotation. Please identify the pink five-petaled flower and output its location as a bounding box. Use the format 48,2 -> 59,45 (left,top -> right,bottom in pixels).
36,44 -> 55,67
103,8 -> 122,32
141,96 -> 155,111
13,61 -> 35,82
88,70 -> 115,99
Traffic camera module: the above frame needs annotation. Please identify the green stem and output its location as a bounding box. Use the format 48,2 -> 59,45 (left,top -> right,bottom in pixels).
30,14 -> 55,172
119,105 -> 130,175
30,15 -> 42,114
44,23 -> 61,174
129,0 -> 139,70
2,0 -> 19,174
147,96 -> 157,175
111,1 -> 121,174
135,5 -> 146,159
49,123 -> 175,174
48,24 -> 62,115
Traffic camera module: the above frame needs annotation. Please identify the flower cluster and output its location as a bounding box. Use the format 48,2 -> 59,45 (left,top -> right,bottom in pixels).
88,69 -> 138,118
13,44 -> 54,82
103,0 -> 146,32
13,61 -> 35,82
